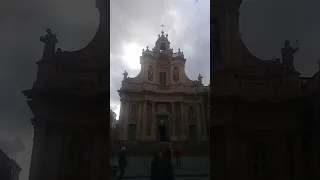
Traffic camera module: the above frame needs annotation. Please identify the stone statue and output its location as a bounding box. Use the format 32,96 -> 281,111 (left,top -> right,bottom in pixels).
173,67 -> 179,82
281,40 -> 299,71
148,66 -> 153,81
198,74 -> 203,84
123,70 -> 128,80
40,29 -> 58,60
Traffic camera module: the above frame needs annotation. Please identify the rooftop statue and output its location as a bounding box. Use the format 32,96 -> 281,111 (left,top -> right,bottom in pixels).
198,74 -> 203,84
123,70 -> 128,80
40,29 -> 58,60
281,39 -> 299,72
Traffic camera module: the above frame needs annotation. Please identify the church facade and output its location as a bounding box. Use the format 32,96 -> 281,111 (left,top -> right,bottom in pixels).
117,31 -> 209,142
211,0 -> 320,179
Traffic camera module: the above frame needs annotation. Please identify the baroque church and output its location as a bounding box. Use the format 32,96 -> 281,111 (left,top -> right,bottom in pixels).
212,0 -> 320,179
117,31 -> 209,142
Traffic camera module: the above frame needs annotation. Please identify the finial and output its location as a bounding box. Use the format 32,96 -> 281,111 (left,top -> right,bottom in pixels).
158,34 -> 160,38
161,31 -> 164,35
146,46 -> 149,50
166,34 -> 168,39
142,48 -> 145,52
178,48 -> 181,52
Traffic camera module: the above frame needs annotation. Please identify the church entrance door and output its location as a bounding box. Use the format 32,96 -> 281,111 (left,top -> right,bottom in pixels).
159,126 -> 167,141
157,115 -> 168,141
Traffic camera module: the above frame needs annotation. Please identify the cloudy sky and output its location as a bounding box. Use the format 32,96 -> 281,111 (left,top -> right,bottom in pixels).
110,0 -> 210,118
0,0 -> 319,180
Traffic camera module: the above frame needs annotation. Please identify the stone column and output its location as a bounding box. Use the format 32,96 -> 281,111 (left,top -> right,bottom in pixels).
293,135 -> 303,180
171,102 -> 177,141
137,101 -> 143,140
142,101 -> 147,139
180,102 -> 187,140
196,103 -> 202,139
123,101 -> 130,140
118,100 -> 125,140
152,102 -> 156,139
29,119 -> 47,180
201,103 -> 207,139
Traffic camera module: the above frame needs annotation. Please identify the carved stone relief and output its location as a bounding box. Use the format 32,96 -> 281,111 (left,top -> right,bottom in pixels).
157,103 -> 168,113
173,67 -> 179,82
148,66 -> 153,81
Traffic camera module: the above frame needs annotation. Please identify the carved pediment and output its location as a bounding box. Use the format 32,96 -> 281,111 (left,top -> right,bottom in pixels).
157,103 -> 169,113
156,57 -> 170,66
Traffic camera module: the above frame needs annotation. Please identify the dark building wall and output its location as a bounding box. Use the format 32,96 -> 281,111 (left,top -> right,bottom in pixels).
0,149 -> 21,180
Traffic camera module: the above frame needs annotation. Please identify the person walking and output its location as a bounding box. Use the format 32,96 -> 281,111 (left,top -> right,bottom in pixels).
162,147 -> 174,180
174,147 -> 181,166
151,152 -> 164,180
118,147 -> 127,180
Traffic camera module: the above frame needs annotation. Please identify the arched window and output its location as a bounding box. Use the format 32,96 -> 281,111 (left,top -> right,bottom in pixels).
160,43 -> 166,51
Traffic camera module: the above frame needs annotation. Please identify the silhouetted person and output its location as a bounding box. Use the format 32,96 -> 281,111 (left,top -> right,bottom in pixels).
118,147 -> 127,180
151,152 -> 164,180
162,149 -> 174,180
174,147 -> 181,166
163,145 -> 173,160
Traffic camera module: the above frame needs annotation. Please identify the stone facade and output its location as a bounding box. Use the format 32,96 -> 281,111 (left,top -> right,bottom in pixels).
211,0 -> 320,179
22,0 -> 110,180
0,149 -> 21,180
117,31 -> 209,142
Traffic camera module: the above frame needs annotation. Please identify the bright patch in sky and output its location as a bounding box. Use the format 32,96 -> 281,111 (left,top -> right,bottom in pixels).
122,43 -> 143,70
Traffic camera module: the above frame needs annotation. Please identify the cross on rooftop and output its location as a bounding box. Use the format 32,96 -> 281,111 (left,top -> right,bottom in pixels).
160,24 -> 165,31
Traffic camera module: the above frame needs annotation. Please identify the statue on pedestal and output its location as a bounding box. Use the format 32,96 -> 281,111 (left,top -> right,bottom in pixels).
173,67 -> 179,82
40,29 -> 58,60
148,66 -> 153,81
198,74 -> 203,84
123,70 -> 128,80
281,40 -> 299,72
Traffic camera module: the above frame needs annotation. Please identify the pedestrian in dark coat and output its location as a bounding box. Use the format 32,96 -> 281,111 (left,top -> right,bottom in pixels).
174,147 -> 181,166
162,149 -> 174,180
151,152 -> 164,180
118,147 -> 127,180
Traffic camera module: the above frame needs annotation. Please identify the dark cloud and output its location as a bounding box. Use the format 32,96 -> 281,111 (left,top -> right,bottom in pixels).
110,0 -> 210,118
1,1 -> 317,180
0,137 -> 26,157
240,0 -> 319,77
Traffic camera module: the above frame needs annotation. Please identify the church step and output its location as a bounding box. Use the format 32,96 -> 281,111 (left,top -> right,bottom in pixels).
110,157 -> 210,178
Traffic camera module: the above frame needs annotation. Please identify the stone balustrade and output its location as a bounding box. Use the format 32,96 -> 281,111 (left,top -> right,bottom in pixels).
121,82 -> 205,94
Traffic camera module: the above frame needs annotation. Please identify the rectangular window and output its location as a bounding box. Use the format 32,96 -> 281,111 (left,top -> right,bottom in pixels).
159,72 -> 166,86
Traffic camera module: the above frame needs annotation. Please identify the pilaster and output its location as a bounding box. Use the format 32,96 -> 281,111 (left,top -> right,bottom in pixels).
201,103 -> 207,141
123,101 -> 130,140
196,103 -> 202,140
137,101 -> 143,140
118,100 -> 125,140
151,102 -> 156,140
142,101 -> 147,139
179,102 -> 187,141
171,102 -> 178,141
